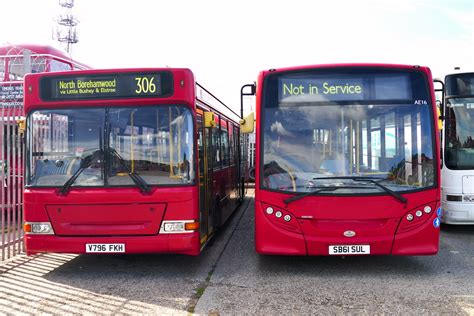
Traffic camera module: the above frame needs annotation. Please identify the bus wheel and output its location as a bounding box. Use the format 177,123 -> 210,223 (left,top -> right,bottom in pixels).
249,167 -> 255,181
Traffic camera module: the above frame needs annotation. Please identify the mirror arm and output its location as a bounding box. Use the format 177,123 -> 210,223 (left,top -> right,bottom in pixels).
241,83 -> 256,119
433,79 -> 445,116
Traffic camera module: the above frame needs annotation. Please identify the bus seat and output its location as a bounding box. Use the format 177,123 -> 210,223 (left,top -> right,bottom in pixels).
66,158 -> 81,175
320,157 -> 349,175
34,159 -> 70,176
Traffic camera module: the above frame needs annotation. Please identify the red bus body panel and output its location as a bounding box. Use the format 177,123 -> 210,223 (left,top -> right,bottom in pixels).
25,234 -> 199,255
254,64 -> 441,256
24,187 -> 200,255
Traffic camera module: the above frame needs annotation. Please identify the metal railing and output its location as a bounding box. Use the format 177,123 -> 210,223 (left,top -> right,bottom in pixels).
0,112 -> 24,261
0,46 -> 28,261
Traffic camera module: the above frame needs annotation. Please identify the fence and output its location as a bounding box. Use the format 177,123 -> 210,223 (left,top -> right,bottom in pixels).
0,110 -> 24,261
0,45 -> 30,261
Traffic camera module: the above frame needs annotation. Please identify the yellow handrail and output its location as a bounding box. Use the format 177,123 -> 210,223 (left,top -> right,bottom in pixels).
169,107 -> 173,177
131,110 -> 135,173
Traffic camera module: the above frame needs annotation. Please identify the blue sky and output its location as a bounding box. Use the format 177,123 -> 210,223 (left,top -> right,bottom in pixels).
1,0 -> 472,110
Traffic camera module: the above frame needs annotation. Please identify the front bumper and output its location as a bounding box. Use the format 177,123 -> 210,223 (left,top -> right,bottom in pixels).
442,201 -> 474,224
25,232 -> 201,256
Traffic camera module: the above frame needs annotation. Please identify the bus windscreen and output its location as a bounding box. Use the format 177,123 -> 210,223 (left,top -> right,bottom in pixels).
445,73 -> 474,96
39,71 -> 173,101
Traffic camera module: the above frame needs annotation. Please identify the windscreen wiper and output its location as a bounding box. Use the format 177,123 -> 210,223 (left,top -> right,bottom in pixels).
59,150 -> 102,196
312,176 -> 407,204
107,147 -> 151,193
284,186 -> 367,205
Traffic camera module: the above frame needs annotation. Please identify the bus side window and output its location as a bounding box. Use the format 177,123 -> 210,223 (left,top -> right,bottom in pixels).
221,120 -> 230,167
212,116 -> 221,169
229,124 -> 235,165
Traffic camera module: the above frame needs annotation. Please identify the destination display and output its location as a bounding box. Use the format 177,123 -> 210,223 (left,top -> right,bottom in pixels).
40,71 -> 173,101
278,74 -> 412,103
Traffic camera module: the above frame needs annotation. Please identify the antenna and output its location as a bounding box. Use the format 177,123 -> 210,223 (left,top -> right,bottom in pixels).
53,0 -> 79,54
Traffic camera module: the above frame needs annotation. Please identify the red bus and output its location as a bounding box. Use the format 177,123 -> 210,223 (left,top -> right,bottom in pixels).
23,68 -> 245,255
245,64 -> 441,256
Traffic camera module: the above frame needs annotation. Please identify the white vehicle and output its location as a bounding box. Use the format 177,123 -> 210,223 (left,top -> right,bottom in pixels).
440,72 -> 474,224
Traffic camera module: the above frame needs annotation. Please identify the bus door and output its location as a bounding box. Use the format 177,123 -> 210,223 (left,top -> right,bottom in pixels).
197,113 -> 214,245
205,118 -> 217,236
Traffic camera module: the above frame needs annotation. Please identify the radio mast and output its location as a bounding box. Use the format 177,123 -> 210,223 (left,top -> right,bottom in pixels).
53,0 -> 79,54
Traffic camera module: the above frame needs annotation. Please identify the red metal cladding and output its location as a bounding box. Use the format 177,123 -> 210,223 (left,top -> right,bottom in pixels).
45,203 -> 166,236
24,186 -> 200,255
25,233 -> 201,256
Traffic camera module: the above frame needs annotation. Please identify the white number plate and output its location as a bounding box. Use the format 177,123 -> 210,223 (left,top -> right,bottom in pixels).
329,245 -> 370,255
86,243 -> 125,253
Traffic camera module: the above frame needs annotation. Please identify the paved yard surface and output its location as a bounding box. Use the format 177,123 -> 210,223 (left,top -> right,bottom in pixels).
0,190 -> 473,314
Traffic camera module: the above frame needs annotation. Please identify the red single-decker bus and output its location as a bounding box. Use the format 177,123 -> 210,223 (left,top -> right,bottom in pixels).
23,68 -> 245,255
248,64 -> 441,256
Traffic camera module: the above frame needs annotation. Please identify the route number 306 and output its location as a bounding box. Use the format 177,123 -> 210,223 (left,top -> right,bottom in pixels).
135,76 -> 157,94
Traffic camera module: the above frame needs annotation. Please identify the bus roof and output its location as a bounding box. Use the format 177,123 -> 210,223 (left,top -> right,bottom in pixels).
259,63 -> 431,75
445,71 -> 474,78
0,43 -> 90,69
24,67 -> 241,123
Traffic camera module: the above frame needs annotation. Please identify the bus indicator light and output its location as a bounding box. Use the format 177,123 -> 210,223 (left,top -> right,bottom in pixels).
275,211 -> 282,218
424,206 -> 432,214
23,223 -> 31,233
284,215 -> 291,222
415,210 -> 423,217
406,214 -> 414,221
185,222 -> 200,231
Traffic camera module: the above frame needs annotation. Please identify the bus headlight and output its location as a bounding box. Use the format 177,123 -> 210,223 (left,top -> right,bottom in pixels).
463,195 -> 474,202
397,203 -> 438,234
24,222 -> 54,235
260,203 -> 302,234
164,222 -> 185,232
160,220 -> 198,233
